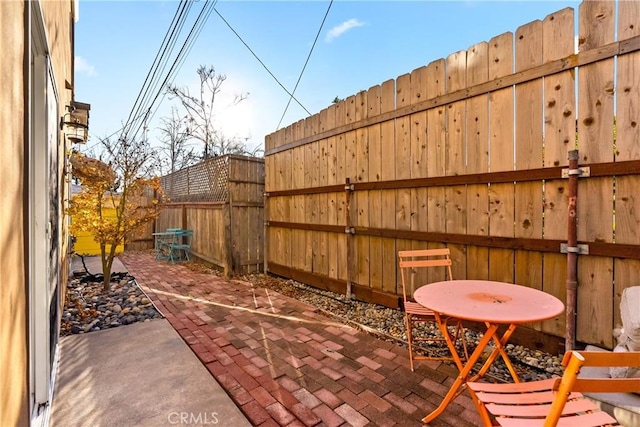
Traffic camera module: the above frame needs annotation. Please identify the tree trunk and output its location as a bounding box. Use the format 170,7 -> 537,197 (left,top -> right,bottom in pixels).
101,244 -> 116,292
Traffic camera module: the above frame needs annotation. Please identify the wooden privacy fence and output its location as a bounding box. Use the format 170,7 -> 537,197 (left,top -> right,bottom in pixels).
264,1 -> 640,351
154,154 -> 264,275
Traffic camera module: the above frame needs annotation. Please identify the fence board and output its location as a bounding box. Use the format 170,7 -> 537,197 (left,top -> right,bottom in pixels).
326,105 -> 340,279
284,133 -> 294,268
320,137 -> 331,277
540,7 -> 575,337
615,0 -> 640,317
232,205 -> 246,268
408,66 -> 429,286
617,0 -> 640,162
367,85 -> 383,290
395,73 -> 413,286
576,0 -> 616,348
302,118 -> 313,275
275,130 -> 290,268
541,181 -> 570,338
298,120 -> 310,274
577,256 -> 614,348
466,41 -> 490,280
488,32 -> 516,283
291,124 -> 305,270
425,59 -> 448,284
334,103 -> 351,281
334,102 -> 346,281
514,20 -> 545,332
355,90 -> 370,287
410,66 -> 429,286
271,133 -> 283,276
542,8 -> 576,169
445,51 -> 468,280
380,79 -> 397,294
615,159 -> 640,243
345,95 -> 358,285
577,0 -> 615,242
410,66 -> 428,230
311,137 -> 323,274
304,119 -> 316,273
614,176 -> 640,335
264,136 -> 274,272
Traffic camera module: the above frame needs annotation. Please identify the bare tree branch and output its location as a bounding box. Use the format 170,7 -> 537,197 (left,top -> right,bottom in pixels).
157,106 -> 197,174
166,65 -> 250,159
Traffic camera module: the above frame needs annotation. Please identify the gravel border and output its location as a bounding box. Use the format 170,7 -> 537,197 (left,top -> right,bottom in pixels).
60,272 -> 163,336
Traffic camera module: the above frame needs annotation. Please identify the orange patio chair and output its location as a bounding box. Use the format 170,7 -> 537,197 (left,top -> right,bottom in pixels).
398,248 -> 469,371
467,350 -> 640,426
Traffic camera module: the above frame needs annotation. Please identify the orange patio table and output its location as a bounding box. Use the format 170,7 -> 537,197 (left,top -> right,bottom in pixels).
413,280 -> 565,424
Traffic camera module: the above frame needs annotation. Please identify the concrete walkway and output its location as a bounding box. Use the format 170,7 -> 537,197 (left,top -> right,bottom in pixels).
51,320 -> 249,427
119,252 -> 482,427
70,254 -> 128,276
51,257 -> 249,427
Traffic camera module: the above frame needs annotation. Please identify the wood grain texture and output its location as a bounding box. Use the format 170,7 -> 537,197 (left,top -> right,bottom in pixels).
425,59 -> 448,286
445,51 -> 468,280
334,101 -> 346,281
514,20 -> 544,308
543,8 -> 575,169
576,0 -> 616,348
488,31 -> 516,283
616,0 -> 640,162
466,41 -> 490,280
354,90 -> 370,287
323,106 -> 338,279
395,73 -> 412,287
367,84 -> 383,290
380,79 -> 397,293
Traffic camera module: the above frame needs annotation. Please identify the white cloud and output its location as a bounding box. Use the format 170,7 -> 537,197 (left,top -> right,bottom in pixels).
75,56 -> 97,76
325,18 -> 365,43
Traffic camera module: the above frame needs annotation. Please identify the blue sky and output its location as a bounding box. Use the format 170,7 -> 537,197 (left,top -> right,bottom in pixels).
74,0 -> 580,155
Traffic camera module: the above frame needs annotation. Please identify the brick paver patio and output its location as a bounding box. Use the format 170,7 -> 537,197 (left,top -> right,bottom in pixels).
121,252 -> 481,426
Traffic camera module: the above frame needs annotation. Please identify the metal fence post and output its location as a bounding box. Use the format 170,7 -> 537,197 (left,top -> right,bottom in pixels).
566,149 -> 579,350
345,177 -> 355,299
263,192 -> 269,274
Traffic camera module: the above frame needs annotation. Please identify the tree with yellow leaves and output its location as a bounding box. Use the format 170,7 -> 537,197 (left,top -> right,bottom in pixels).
68,137 -> 164,291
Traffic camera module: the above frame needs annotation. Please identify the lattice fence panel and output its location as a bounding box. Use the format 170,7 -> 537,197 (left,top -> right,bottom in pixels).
161,156 -> 229,202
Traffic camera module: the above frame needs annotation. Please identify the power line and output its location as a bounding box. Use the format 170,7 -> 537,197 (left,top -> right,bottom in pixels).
84,1 -> 191,151
121,0 -> 192,141
127,0 -> 218,142
276,0 -> 333,130
135,0 -> 218,140
127,0 -> 205,142
213,7 -> 312,116
124,3 -> 194,141
84,0 -> 217,153
129,0 -> 218,142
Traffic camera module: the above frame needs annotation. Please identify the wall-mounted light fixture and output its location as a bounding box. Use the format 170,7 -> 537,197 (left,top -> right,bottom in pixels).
60,100 -> 90,144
